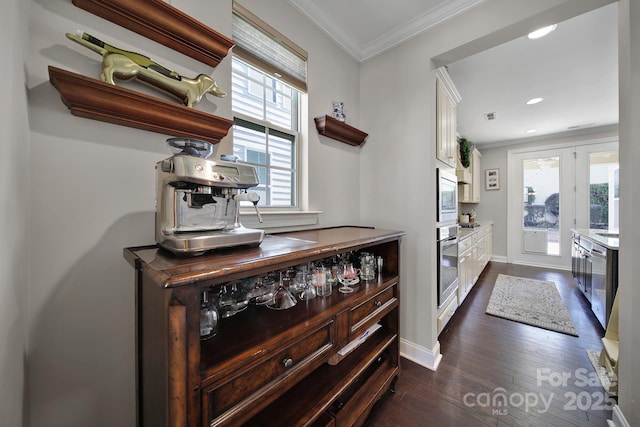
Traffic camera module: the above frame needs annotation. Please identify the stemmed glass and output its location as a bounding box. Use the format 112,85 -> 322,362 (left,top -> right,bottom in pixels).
266,271 -> 298,310
297,267 -> 316,301
338,263 -> 359,293
218,283 -> 248,318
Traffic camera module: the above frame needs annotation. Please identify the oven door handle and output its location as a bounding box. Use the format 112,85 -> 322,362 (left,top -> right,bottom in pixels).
440,236 -> 458,243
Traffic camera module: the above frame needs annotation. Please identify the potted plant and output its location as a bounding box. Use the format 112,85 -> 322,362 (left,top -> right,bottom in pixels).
458,137 -> 471,168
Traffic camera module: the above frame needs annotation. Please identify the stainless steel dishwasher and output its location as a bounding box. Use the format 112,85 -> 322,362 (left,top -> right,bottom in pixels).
590,242 -> 617,329
576,237 -> 592,302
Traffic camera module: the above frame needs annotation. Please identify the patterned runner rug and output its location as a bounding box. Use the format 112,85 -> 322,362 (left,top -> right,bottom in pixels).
586,349 -> 617,396
486,274 -> 578,336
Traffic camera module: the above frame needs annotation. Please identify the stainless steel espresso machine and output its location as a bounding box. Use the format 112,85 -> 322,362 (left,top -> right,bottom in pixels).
155,138 -> 264,255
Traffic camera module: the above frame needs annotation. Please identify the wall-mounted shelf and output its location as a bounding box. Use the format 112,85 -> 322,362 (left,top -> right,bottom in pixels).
72,0 -> 235,68
314,115 -> 368,146
49,66 -> 234,144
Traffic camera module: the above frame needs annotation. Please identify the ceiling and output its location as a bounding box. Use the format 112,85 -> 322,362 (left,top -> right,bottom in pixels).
288,0 -> 619,145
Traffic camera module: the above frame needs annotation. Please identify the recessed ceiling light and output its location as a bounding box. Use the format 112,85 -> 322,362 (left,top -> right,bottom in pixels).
526,97 -> 543,105
526,129 -> 537,134
528,24 -> 557,39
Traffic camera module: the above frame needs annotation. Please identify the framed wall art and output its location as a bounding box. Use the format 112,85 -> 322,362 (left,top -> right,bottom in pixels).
485,168 -> 500,190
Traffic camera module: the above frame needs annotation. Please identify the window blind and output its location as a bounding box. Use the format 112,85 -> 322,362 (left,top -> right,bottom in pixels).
232,2 -> 308,92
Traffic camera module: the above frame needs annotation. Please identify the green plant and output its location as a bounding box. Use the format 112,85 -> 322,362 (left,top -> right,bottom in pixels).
458,137 -> 471,168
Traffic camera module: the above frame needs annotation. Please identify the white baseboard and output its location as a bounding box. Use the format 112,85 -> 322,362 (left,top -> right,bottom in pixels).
510,259 -> 571,271
609,405 -> 630,427
489,255 -> 508,263
400,338 -> 442,371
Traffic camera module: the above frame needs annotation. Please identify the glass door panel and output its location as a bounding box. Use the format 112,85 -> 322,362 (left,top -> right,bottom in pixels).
589,151 -> 619,230
508,146 -> 574,269
522,157 -> 560,255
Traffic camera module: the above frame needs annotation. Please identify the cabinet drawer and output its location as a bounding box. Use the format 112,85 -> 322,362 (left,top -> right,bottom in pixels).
458,236 -> 473,254
205,321 -> 334,425
350,284 -> 397,335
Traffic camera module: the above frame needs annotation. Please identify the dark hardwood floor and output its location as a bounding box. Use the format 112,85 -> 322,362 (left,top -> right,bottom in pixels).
366,262 -> 614,426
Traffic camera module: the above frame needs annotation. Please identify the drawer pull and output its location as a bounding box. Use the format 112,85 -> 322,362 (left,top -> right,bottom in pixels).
282,358 -> 294,369
374,300 -> 382,308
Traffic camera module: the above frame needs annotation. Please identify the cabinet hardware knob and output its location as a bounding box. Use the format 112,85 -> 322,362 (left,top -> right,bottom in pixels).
282,358 -> 294,369
374,300 -> 382,308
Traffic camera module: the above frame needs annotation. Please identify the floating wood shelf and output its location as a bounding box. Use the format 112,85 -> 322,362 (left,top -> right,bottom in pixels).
72,0 -> 235,68
314,115 -> 368,146
48,66 -> 234,144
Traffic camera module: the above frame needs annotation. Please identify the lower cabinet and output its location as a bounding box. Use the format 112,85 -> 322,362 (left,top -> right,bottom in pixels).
124,227 -> 403,427
457,224 -> 493,306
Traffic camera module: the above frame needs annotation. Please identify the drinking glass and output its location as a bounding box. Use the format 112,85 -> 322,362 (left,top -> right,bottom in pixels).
199,289 -> 219,340
338,263 -> 360,293
246,276 -> 276,305
218,283 -> 248,318
359,252 -> 376,281
296,267 -> 317,301
266,271 -> 298,310
313,266 -> 332,297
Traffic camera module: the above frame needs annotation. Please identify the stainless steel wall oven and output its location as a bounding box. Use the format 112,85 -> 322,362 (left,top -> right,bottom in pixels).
437,169 -> 458,224
437,224 -> 459,308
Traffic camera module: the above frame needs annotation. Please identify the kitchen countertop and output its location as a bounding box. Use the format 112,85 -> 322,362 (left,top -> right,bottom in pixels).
572,228 -> 619,250
459,221 -> 493,239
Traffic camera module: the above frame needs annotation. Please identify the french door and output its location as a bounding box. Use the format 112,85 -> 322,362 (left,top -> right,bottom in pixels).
575,142 -> 619,231
508,141 -> 619,269
507,147 -> 575,268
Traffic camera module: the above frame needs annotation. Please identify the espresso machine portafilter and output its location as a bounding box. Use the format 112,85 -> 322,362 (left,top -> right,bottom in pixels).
155,138 -> 264,255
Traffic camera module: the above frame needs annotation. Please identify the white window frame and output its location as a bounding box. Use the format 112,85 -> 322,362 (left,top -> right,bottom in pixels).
232,58 -> 319,230
232,57 -> 300,208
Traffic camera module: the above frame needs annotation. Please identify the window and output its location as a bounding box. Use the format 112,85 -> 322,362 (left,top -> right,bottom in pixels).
232,59 -> 300,207
231,3 -> 307,210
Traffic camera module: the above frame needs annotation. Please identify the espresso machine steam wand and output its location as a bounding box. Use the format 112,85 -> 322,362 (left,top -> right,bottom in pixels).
233,191 -> 263,224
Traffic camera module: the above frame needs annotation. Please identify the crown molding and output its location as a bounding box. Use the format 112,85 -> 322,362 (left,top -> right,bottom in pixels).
289,0 -> 486,62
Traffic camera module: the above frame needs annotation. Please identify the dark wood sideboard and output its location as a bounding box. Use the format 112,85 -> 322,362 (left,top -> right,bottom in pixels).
124,226 -> 403,427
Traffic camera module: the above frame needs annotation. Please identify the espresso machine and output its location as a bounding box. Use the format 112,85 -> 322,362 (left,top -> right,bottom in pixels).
155,138 -> 264,255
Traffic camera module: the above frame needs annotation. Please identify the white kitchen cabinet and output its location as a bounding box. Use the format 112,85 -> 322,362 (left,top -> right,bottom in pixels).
459,183 -> 471,203
458,147 -> 482,204
456,162 -> 472,184
436,68 -> 461,168
457,223 -> 493,305
471,148 -> 482,202
457,242 -> 473,304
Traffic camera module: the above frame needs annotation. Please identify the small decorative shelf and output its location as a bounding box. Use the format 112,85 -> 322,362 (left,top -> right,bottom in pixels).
314,115 -> 368,146
49,66 -> 234,144
72,0 -> 235,68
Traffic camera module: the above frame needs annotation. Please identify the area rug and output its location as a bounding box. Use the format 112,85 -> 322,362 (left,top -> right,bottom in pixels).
586,349 -> 617,396
486,274 -> 578,336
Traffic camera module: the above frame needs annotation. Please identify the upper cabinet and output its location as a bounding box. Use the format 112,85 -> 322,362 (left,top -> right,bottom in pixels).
471,147 -> 482,203
459,147 -> 482,203
436,67 -> 461,168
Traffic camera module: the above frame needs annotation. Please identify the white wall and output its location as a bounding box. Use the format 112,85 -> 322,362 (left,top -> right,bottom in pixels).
27,0 -> 360,426
1,0 -> 29,426
617,0 -> 640,425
